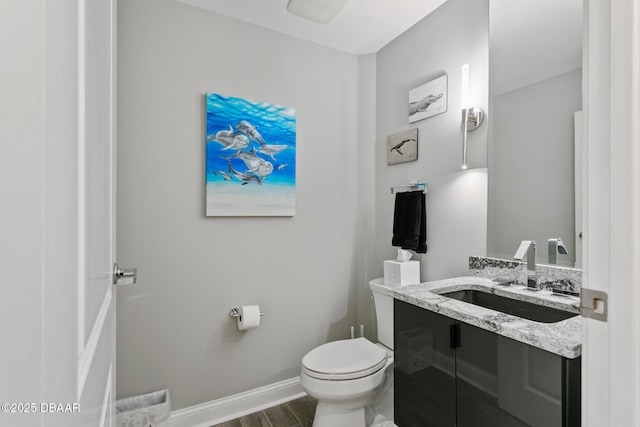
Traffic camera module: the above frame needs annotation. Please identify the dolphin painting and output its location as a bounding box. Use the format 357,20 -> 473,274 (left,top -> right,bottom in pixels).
277,164 -> 288,171
211,169 -> 233,181
409,93 -> 444,116
257,143 -> 289,161
390,139 -> 416,156
236,120 -> 266,145
221,134 -> 250,151
227,162 -> 263,185
221,148 -> 273,178
209,125 -> 240,149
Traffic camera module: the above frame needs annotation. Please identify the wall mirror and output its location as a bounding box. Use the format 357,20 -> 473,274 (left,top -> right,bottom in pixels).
486,0 -> 583,268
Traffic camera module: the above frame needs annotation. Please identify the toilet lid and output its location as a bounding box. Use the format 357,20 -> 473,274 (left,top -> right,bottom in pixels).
302,337 -> 389,380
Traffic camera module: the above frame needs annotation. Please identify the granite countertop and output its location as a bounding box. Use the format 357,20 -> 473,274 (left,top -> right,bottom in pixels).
377,276 -> 582,359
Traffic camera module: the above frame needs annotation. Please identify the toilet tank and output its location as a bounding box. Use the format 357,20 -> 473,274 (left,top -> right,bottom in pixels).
369,280 -> 394,350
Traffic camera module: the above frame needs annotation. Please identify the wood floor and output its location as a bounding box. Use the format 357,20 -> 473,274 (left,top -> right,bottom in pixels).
210,396 -> 317,427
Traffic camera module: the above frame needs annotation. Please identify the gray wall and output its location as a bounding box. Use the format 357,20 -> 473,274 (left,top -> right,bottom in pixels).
117,0 -> 490,411
372,0 -> 490,285
487,68 -> 582,263
116,0 -> 372,410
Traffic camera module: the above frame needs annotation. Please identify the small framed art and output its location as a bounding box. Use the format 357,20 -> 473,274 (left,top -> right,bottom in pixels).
408,74 -> 448,123
387,128 -> 418,165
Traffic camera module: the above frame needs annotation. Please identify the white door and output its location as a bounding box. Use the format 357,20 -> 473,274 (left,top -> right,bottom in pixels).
582,0 -> 640,425
77,0 -> 118,425
1,1 -> 117,426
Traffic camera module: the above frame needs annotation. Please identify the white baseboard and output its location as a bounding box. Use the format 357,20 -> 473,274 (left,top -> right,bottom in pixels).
167,377 -> 306,427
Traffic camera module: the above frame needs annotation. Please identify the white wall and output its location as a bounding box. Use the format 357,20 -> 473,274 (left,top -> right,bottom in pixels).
116,0 -> 369,410
373,0 -> 489,284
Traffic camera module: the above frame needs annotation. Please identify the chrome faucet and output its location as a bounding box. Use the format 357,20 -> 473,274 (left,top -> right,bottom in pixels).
514,240 -> 538,290
547,238 -> 568,265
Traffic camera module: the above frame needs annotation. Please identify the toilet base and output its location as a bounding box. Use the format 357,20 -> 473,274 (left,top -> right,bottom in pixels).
312,401 -> 366,427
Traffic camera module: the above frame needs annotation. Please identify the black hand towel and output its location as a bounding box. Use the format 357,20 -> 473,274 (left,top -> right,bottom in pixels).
392,190 -> 427,253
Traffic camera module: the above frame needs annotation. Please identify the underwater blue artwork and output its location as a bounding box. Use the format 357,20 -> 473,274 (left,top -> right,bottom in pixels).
206,93 -> 296,216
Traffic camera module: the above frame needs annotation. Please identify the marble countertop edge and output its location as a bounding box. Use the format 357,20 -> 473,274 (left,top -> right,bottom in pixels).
378,276 -> 582,359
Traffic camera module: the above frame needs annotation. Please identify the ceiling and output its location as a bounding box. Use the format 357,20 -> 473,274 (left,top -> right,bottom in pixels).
175,0 -> 448,55
490,0 -> 583,96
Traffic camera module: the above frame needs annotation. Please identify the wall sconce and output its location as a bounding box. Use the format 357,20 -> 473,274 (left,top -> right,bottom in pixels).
461,64 -> 484,170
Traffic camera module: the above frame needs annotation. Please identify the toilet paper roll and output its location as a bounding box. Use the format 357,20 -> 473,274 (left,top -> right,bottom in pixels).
237,305 -> 261,330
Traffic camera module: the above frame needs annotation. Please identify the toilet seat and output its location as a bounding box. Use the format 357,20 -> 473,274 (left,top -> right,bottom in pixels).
302,338 -> 389,381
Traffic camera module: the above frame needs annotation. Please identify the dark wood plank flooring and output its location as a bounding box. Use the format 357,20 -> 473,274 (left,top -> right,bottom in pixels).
211,396 -> 316,427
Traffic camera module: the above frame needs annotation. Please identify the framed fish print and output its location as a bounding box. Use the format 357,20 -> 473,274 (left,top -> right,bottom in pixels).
206,93 -> 296,216
408,74 -> 448,123
387,128 -> 418,165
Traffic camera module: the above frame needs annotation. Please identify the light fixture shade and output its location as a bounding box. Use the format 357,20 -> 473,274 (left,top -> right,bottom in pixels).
286,0 -> 351,24
460,64 -> 483,170
461,64 -> 470,108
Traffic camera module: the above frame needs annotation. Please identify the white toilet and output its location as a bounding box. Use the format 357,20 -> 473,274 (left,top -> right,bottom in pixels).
300,280 -> 395,427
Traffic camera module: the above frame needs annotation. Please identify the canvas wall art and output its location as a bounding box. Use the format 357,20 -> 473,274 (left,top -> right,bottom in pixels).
206,93 -> 296,216
408,74 -> 448,123
387,128 -> 418,165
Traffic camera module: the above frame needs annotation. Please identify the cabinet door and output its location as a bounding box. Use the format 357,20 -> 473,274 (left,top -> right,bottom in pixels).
496,336 -> 563,427
456,323 -> 529,427
394,300 -> 456,427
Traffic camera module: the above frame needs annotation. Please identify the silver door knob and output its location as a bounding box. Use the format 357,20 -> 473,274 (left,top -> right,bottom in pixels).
113,263 -> 137,285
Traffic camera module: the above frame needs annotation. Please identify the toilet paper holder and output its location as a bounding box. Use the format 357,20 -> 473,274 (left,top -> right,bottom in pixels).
229,307 -> 264,319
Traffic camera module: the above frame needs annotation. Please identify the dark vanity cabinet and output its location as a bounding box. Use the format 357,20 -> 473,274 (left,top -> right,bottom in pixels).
394,299 -> 581,427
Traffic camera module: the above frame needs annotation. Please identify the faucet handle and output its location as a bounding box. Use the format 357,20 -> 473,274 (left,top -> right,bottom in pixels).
513,240 -> 537,282
514,240 -> 535,260
547,238 -> 569,265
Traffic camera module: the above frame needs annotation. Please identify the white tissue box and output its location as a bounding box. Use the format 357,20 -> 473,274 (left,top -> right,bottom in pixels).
383,260 -> 420,286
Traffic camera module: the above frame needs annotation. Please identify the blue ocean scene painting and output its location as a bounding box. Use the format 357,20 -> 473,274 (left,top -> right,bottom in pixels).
206,93 -> 296,216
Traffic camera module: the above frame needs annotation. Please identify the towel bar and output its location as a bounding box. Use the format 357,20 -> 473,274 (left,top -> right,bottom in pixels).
390,182 -> 427,194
